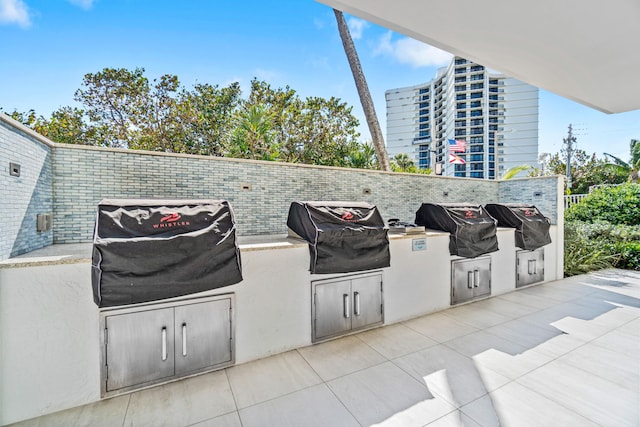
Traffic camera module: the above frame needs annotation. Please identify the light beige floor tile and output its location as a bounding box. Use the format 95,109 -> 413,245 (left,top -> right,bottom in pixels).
495,289 -> 561,310
516,282 -> 592,302
468,297 -> 539,320
403,312 -> 479,343
226,350 -> 321,409
297,334 -> 386,381
549,315 -> 613,341
357,323 -> 438,359
558,342 -> 640,391
618,318 -> 640,337
124,370 -> 236,427
6,395 -> 130,427
189,411 -> 241,427
393,344 -> 509,407
238,384 -> 359,427
517,360 -> 639,427
426,410 -> 482,427
327,361 -> 456,427
461,382 -> 599,427
444,331 -> 553,380
441,303 -> 511,329
591,328 -> 640,357
484,318 -> 584,357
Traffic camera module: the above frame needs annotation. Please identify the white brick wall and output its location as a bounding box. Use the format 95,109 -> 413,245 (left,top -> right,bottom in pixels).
1,116 -> 560,256
0,120 -> 53,260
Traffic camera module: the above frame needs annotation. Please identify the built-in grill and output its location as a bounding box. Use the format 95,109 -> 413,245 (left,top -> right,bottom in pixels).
91,199 -> 242,308
484,204 -> 551,250
414,203 -> 499,258
414,203 -> 498,305
485,203 -> 551,287
287,201 -> 390,274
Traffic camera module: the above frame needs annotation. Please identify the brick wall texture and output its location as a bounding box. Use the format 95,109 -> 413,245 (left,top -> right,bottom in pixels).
1,119 -> 560,258
0,120 -> 53,260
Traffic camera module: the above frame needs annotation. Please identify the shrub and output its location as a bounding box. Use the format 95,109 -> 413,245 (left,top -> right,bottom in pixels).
563,222 -> 617,276
565,183 -> 640,225
563,221 -> 640,275
614,241 -> 640,270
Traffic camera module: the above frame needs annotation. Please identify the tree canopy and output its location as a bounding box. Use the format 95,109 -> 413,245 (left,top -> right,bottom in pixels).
530,148 -> 628,194
4,67 -> 371,169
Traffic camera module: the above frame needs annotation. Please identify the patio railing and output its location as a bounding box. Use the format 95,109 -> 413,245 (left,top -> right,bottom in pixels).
564,193 -> 587,209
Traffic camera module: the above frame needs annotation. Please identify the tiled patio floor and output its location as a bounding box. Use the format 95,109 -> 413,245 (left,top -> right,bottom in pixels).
8,269 -> 640,427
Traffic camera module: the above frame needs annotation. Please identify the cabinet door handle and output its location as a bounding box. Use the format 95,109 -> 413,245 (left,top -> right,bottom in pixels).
467,271 -> 474,289
182,323 -> 187,357
474,269 -> 480,288
161,327 -> 167,361
354,292 -> 360,316
343,294 -> 350,318
528,259 -> 536,275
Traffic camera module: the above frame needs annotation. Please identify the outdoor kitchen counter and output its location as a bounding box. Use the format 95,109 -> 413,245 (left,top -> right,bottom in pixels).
0,230 -> 451,269
0,225 -> 562,425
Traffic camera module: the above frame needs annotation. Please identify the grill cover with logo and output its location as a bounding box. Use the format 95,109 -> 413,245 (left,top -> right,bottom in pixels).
91,199 -> 242,308
484,204 -> 552,250
287,201 -> 390,274
415,203 -> 499,258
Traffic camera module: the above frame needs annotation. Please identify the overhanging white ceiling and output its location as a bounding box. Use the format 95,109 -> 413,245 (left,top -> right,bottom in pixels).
318,0 -> 640,114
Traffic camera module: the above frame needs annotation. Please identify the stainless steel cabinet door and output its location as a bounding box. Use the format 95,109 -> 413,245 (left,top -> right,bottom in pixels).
516,249 -> 544,287
105,307 -> 174,392
451,257 -> 491,304
473,257 -> 491,298
174,298 -> 232,376
350,274 -> 383,331
451,259 -> 476,305
313,279 -> 352,341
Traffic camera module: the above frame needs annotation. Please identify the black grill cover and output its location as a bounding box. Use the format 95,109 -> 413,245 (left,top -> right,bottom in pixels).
287,201 -> 390,274
415,203 -> 499,258
92,199 -> 242,307
485,204 -> 552,250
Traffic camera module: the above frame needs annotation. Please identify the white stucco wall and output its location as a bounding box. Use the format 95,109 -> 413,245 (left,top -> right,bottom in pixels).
0,228 -> 561,425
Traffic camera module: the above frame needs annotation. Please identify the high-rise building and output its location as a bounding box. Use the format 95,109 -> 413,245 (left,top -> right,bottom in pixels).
385,56 -> 539,179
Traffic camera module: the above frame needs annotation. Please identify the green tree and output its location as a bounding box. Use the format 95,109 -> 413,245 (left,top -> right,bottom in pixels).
4,107 -> 94,145
603,138 -> 640,182
174,82 -> 242,156
391,153 -> 415,172
230,104 -> 277,160
531,149 -> 627,193
74,67 -> 151,148
347,142 -> 378,169
245,79 -> 362,167
6,68 -> 364,167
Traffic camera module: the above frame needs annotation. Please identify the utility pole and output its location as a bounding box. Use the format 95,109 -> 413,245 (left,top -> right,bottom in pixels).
563,124 -> 576,190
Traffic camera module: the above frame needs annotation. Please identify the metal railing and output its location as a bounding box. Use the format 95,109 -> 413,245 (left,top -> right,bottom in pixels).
564,194 -> 587,209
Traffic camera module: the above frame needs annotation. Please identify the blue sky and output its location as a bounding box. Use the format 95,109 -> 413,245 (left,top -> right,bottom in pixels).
2,0 -> 639,161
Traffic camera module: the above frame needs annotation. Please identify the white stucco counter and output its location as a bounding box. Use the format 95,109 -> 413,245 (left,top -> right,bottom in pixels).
0,226 -> 562,425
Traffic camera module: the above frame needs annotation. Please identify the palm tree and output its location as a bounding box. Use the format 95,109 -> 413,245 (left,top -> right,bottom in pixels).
501,165 -> 532,179
333,9 -> 391,172
392,153 -> 415,172
230,104 -> 277,160
603,139 -> 639,182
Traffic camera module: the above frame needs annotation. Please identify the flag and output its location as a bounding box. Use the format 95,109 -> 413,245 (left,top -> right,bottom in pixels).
449,154 -> 465,164
448,139 -> 466,153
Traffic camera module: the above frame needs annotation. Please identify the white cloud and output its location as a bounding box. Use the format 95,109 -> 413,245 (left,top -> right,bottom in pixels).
67,0 -> 94,9
347,17 -> 368,40
375,31 -> 452,68
0,0 -> 30,28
